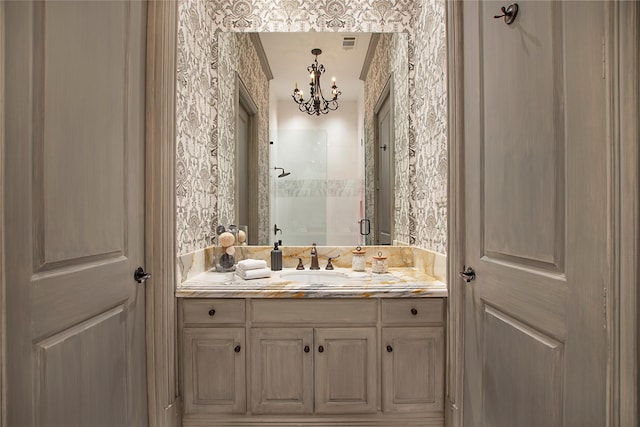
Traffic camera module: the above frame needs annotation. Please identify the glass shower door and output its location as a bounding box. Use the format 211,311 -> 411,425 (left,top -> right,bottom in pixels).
272,129 -> 327,246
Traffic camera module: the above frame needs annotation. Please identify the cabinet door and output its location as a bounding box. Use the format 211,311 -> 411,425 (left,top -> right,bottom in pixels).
315,327 -> 377,414
182,328 -> 246,414
250,328 -> 314,414
381,327 -> 444,412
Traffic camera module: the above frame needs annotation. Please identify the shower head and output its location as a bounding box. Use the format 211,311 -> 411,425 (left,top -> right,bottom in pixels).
274,167 -> 291,178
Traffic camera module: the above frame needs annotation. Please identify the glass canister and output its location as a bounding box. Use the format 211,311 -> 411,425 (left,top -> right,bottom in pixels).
351,246 -> 366,271
215,225 -> 237,272
372,251 -> 388,274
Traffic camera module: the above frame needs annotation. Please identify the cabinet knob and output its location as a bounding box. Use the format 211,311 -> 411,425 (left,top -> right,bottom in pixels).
386,345 -> 393,353
234,345 -> 241,353
318,345 -> 324,353
208,309 -> 216,317
304,345 -> 310,353
410,308 -> 418,315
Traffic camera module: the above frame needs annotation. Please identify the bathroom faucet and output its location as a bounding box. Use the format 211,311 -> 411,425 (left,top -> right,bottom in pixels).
310,243 -> 320,270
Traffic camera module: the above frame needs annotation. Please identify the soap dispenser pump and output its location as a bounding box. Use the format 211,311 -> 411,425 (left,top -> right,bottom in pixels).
271,242 -> 282,271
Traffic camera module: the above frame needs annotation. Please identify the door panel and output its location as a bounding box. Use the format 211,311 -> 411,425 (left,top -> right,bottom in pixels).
482,1 -> 564,270
237,101 -> 250,229
34,306 -> 128,427
250,328 -> 314,414
381,327 -> 444,413
463,1 -> 608,426
482,306 -> 563,427
35,0 -> 127,267
5,1 -> 148,426
183,328 -> 246,413
315,327 -> 377,414
376,93 -> 392,245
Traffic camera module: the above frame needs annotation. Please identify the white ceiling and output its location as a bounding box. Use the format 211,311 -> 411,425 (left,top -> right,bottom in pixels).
259,32 -> 372,102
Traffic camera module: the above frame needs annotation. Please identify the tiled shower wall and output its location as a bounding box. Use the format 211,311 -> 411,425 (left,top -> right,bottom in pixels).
176,0 -> 447,255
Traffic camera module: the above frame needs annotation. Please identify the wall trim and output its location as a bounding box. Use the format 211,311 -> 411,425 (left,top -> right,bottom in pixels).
249,33 -> 273,81
445,1 -> 464,426
236,74 -> 260,245
145,1 -> 179,427
359,33 -> 381,81
373,76 -> 394,245
613,1 -> 639,425
0,2 -> 5,426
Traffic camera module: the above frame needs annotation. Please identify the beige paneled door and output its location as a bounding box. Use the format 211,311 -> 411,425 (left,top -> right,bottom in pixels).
4,1 -> 148,426
462,1 -> 609,426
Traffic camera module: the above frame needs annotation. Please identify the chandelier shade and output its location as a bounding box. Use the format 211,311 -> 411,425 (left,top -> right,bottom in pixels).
292,48 -> 341,116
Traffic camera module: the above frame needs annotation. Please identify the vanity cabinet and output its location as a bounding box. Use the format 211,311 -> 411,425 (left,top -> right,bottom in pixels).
381,327 -> 444,412
314,327 -> 377,414
250,327 -> 314,414
251,327 -> 377,415
181,299 -> 247,414
250,299 -> 378,415
179,297 -> 445,426
182,328 -> 246,414
381,299 -> 445,413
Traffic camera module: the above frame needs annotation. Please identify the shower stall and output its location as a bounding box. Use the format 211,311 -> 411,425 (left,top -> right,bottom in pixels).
270,129 -> 328,245
270,128 -> 364,246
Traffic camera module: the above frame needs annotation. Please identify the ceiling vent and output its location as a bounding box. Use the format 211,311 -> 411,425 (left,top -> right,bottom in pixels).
342,36 -> 357,50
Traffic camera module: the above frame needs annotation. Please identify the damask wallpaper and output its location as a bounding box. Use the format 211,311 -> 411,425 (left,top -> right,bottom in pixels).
176,0 -> 447,255
176,0 -> 217,254
411,0 -> 448,254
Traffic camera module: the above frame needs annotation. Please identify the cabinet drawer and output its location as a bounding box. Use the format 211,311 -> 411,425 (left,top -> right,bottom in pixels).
251,299 -> 378,324
182,299 -> 245,325
381,299 -> 444,325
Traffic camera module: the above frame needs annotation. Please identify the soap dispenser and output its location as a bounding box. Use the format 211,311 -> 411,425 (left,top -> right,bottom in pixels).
271,242 -> 282,271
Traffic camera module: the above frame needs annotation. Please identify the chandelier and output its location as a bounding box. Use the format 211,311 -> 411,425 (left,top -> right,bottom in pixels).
292,48 -> 341,116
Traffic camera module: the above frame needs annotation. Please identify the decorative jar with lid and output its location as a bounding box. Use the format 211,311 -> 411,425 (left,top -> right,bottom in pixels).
351,246 -> 366,271
372,251 -> 388,274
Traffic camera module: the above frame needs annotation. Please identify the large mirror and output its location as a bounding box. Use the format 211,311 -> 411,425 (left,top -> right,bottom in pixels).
217,32 -> 410,247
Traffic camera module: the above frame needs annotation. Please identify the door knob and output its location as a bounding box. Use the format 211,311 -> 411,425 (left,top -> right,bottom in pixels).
134,267 -> 151,283
459,266 -> 476,283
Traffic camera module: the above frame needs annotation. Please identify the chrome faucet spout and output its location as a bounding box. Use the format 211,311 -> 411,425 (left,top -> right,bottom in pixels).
310,243 -> 320,270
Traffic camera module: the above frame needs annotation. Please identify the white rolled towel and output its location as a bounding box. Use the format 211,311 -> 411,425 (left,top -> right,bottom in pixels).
236,267 -> 271,280
236,259 -> 268,271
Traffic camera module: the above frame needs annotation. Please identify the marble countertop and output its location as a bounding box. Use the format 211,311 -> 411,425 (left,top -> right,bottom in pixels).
176,267 -> 448,298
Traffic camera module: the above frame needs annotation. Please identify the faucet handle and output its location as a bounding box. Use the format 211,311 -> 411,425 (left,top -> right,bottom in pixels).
325,255 -> 340,270
296,257 -> 305,270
